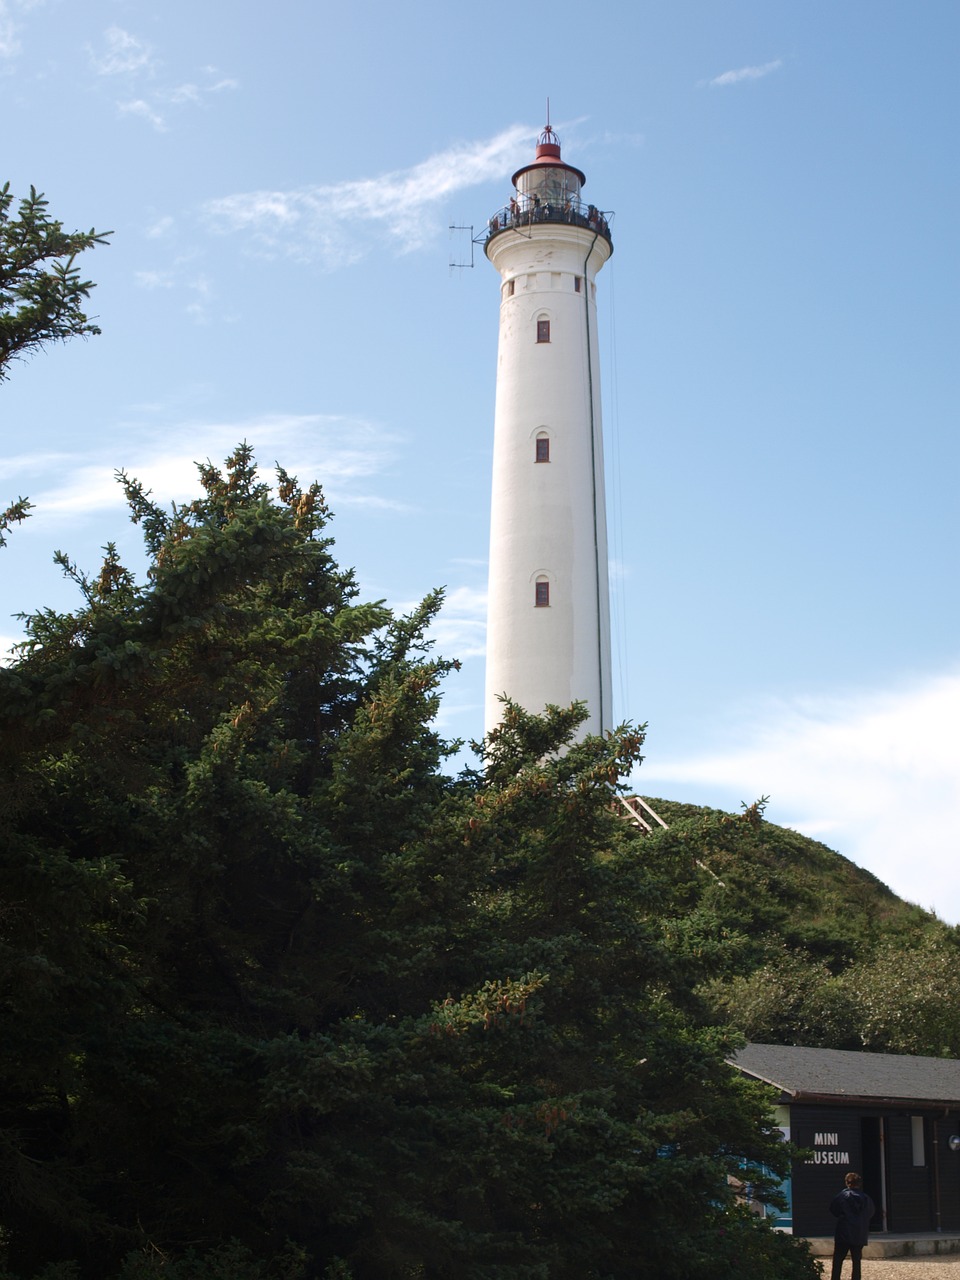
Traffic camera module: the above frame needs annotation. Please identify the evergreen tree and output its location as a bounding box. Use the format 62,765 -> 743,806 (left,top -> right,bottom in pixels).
0,184 -> 110,379
1,182 -> 110,545
0,449 -> 817,1279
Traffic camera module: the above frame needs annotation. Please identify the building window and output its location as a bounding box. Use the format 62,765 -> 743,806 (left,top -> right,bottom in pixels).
535,579 -> 550,607
537,319 -> 550,343
574,276 -> 582,293
911,1116 -> 926,1166
505,279 -> 515,297
535,435 -> 550,463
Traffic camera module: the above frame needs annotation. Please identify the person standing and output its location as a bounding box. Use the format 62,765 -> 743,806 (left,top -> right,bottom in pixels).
830,1171 -> 875,1280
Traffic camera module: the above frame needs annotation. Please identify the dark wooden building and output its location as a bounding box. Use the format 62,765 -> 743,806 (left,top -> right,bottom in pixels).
730,1044 -> 960,1237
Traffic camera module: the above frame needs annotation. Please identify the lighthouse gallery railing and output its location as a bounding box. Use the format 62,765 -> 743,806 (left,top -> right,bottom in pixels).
484,197 -> 614,247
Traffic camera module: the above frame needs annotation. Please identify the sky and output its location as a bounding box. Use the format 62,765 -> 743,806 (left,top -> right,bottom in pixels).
2,1 -> 958,920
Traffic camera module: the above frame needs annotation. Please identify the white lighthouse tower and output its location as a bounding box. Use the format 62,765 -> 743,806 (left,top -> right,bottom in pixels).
484,123 -> 613,738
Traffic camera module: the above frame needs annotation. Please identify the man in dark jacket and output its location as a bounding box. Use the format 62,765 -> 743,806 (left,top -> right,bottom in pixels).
830,1171 -> 875,1280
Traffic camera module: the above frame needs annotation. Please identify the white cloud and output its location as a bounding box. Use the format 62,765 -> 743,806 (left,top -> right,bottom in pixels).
429,584 -> 487,660
168,82 -> 201,106
638,671 -> 960,924
98,41 -> 237,130
0,0 -> 44,58
203,123 -> 536,268
145,215 -> 174,239
709,59 -> 783,88
0,633 -> 24,664
0,5 -> 20,58
7,414 -> 403,521
335,493 -> 412,513
184,273 -> 214,322
596,130 -> 645,150
0,449 -> 72,483
169,76 -> 237,104
134,269 -> 174,290
132,241 -> 216,315
132,263 -> 224,320
118,98 -> 166,132
90,26 -> 155,77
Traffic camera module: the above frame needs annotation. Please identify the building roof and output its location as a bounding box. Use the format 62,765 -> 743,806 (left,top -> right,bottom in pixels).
730,1043 -> 960,1108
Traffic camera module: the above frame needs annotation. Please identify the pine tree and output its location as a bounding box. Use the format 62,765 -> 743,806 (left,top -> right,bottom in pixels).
0,449 -> 817,1279
0,182 -> 110,547
0,183 -> 110,379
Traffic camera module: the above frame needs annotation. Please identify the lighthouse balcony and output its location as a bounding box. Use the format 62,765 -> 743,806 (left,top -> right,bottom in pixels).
485,197 -> 613,248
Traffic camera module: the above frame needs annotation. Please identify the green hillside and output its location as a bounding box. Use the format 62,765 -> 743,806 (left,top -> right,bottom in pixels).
634,797 -> 960,1057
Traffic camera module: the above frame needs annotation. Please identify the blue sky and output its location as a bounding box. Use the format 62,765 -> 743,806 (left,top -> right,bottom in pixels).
2,1 -> 958,919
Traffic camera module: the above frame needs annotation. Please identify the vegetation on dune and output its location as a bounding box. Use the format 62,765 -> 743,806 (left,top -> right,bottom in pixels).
642,798 -> 960,1057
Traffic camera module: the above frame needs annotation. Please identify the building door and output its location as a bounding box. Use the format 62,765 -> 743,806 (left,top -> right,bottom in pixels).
860,1117 -> 888,1231
936,1115 -> 960,1231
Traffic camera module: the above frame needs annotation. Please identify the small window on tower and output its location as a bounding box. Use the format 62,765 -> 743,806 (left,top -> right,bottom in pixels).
574,276 -> 582,293
535,579 -> 550,607
537,319 -> 551,343
505,279 -> 515,297
535,436 -> 550,463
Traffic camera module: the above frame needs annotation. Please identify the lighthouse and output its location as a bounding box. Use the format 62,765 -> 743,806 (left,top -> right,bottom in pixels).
483,124 -> 614,738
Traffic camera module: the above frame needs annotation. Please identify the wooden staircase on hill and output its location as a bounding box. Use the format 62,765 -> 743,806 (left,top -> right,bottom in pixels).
615,794 -> 724,884
615,794 -> 669,835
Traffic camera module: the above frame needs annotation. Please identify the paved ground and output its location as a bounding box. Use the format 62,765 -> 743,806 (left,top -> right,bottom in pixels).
827,1262 -> 960,1277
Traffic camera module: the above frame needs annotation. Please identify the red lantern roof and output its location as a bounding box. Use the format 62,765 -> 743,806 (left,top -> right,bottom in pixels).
511,125 -> 586,190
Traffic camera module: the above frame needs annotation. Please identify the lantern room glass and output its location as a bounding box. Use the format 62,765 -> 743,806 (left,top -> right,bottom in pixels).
516,166 -> 582,207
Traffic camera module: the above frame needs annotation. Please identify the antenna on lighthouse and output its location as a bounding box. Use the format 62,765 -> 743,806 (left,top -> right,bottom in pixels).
448,224 -> 476,272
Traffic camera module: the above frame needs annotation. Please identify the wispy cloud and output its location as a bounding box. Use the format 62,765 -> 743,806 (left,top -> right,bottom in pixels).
429,584 -> 488,661
0,3 -> 19,58
203,123 -> 536,268
7,414 -> 403,521
335,493 -> 412,513
169,76 -> 237,105
116,71 -> 238,132
639,670 -> 960,923
708,59 -> 783,88
118,97 -> 166,132
145,215 -> 174,239
608,557 -> 630,585
184,273 -> 215,323
133,248 -> 230,323
389,582 -> 487,663
134,269 -> 175,289
596,130 -> 645,150
0,449 -> 74,486
0,0 -> 44,58
89,26 -> 156,77
87,30 -> 238,131
0,632 -> 23,664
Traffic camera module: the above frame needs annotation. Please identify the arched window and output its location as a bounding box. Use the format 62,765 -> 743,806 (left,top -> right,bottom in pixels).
535,578 -> 550,607
536,318 -> 550,343
535,433 -> 550,463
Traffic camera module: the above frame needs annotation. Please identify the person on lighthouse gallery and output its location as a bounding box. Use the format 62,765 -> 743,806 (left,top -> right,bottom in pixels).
829,1171 -> 874,1280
